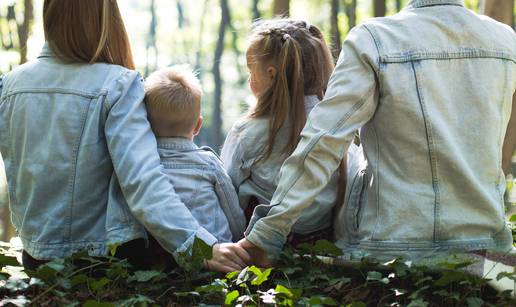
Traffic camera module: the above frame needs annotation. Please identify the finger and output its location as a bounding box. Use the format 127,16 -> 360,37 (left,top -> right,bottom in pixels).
224,250 -> 247,268
231,245 -> 252,265
206,259 -> 240,273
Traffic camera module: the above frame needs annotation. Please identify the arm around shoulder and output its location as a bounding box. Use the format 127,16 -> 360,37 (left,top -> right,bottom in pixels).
104,70 -> 218,258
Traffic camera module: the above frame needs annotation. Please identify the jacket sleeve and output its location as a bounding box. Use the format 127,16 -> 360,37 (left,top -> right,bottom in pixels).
245,25 -> 380,255
104,71 -> 217,259
220,124 -> 252,207
211,156 -> 247,241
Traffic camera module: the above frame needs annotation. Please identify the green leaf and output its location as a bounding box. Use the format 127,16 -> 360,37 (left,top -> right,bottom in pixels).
108,243 -> 121,257
497,271 -> 516,281
434,271 -> 466,286
116,295 -> 155,307
83,300 -> 115,307
509,214 -> 516,222
309,296 -> 337,306
226,271 -> 239,279
249,266 -> 272,286
312,240 -> 343,257
347,302 -> 366,307
466,297 -> 484,307
71,274 -> 88,286
90,277 -> 110,291
0,254 -> 19,267
366,271 -> 389,284
128,270 -> 164,283
5,278 -> 29,292
407,299 -> 429,307
225,290 -> 240,305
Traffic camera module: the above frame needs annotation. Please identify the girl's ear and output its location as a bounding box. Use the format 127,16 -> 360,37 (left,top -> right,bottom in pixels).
267,66 -> 277,80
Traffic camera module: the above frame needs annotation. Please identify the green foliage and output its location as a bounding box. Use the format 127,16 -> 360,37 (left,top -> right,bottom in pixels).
0,239 -> 515,306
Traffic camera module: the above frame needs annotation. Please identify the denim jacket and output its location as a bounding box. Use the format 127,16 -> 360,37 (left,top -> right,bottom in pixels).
221,96 -> 340,234
0,44 -> 218,260
157,137 -> 246,242
246,0 -> 516,259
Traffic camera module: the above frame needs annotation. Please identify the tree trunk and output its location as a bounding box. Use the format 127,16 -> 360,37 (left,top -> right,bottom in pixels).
480,0 -> 514,27
330,0 -> 342,60
396,0 -> 402,12
273,0 -> 290,17
252,0 -> 261,21
212,0 -> 230,150
195,0 -> 210,73
145,0 -> 158,77
373,0 -> 386,17
345,0 -> 357,30
17,0 -> 33,64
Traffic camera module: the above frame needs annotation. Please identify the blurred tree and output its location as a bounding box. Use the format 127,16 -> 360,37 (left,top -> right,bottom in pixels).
252,0 -> 261,20
212,0 -> 231,149
330,0 -> 342,59
345,0 -> 357,30
195,0 -> 210,73
145,0 -> 158,77
0,1 -> 33,65
273,0 -> 290,17
373,0 -> 386,17
480,0 -> 514,26
396,0 -> 403,11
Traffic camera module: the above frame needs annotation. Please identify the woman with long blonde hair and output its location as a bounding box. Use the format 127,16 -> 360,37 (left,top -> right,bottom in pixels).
0,0 -> 249,272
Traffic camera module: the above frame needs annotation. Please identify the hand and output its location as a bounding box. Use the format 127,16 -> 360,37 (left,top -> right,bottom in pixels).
237,238 -> 274,268
205,243 -> 252,273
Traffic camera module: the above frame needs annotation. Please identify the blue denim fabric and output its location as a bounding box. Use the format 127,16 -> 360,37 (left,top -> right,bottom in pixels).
0,44 -> 217,260
157,137 -> 246,242
221,96 -> 341,234
245,0 -> 516,259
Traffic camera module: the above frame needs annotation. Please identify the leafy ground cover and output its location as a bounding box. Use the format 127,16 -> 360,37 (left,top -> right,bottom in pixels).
0,235 -> 515,307
3,214 -> 516,307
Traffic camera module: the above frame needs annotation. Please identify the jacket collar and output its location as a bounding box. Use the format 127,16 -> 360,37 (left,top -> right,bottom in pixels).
38,42 -> 55,59
407,0 -> 463,8
157,137 -> 198,151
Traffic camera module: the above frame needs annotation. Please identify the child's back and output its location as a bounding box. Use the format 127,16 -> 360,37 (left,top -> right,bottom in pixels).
222,95 -> 340,235
158,137 -> 245,242
145,65 -> 245,244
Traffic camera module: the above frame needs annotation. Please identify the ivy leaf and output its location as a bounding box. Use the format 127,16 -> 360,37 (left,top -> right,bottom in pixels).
0,254 -> 19,268
312,240 -> 343,257
4,278 -> 29,292
108,243 -> 121,257
407,298 -> 429,307
128,270 -> 164,283
0,295 -> 30,307
509,214 -> 516,222
309,296 -> 337,306
116,295 -> 155,307
90,277 -> 111,291
71,274 -> 89,286
366,271 -> 389,284
225,290 -> 239,305
83,300 -> 115,307
434,271 -> 466,287
465,297 -> 484,307
347,302 -> 366,307
248,266 -> 272,286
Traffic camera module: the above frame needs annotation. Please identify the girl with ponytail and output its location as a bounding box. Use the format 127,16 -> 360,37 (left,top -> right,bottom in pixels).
221,19 -> 355,243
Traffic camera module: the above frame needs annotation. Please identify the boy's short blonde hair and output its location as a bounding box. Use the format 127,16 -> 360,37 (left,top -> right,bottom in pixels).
145,65 -> 202,137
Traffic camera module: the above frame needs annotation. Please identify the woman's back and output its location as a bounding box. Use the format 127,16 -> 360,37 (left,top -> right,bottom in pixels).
0,44 -> 149,258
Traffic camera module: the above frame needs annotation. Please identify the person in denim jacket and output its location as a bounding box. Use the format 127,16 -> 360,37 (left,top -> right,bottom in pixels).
234,0 -> 516,265
144,65 -> 246,244
0,0 -> 250,273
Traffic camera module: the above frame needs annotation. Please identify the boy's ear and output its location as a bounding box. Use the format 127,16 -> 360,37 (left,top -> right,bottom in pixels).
193,116 -> 203,136
267,66 -> 277,80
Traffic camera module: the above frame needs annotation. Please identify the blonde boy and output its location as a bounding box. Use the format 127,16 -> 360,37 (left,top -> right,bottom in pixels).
145,65 -> 245,243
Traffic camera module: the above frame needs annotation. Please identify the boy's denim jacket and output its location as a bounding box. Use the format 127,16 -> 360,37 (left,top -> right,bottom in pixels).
0,44 -> 218,260
221,96 -> 340,235
246,0 -> 516,259
157,137 -> 246,242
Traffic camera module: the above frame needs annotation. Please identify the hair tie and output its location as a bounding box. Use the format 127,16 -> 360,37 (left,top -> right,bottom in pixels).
282,33 -> 290,41
304,21 -> 311,30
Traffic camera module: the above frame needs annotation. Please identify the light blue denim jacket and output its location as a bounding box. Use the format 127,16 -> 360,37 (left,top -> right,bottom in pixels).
157,137 -> 246,242
0,44 -> 218,260
221,96 -> 340,234
246,0 -> 516,259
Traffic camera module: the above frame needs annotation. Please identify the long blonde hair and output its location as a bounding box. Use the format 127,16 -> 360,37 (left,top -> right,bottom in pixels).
247,19 -> 334,162
43,0 -> 135,69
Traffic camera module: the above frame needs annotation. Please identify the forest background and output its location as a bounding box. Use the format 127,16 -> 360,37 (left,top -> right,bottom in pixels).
0,0 -> 514,241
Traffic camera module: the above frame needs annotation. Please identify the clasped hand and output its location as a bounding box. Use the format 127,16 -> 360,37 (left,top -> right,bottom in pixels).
205,239 -> 273,273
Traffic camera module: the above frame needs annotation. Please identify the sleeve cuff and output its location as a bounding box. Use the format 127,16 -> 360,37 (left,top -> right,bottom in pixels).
172,227 -> 218,260
245,220 -> 287,257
